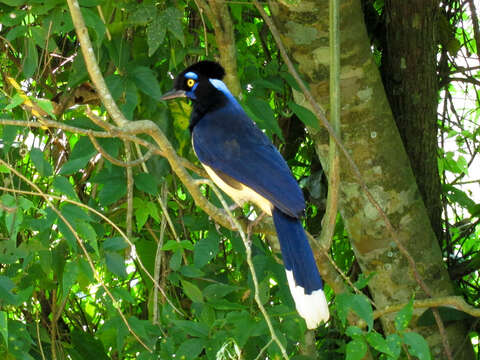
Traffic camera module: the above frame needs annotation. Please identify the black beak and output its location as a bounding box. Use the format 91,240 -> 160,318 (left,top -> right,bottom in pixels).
160,89 -> 186,100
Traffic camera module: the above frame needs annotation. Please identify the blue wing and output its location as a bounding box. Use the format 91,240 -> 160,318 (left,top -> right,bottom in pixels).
192,104 -> 305,218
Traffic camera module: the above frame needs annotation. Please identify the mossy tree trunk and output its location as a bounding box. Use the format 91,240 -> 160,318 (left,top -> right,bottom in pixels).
269,0 -> 473,358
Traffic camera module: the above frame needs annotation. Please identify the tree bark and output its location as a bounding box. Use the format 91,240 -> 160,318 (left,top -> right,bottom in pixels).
382,0 -> 443,243
269,0 -> 473,358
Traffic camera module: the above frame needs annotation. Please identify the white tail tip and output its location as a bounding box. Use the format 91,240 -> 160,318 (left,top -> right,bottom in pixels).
286,270 -> 330,329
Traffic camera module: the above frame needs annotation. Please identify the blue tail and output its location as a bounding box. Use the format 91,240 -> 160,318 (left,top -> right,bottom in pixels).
272,207 -> 329,328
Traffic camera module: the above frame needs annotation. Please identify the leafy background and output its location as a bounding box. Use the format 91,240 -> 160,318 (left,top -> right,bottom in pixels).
0,0 -> 479,359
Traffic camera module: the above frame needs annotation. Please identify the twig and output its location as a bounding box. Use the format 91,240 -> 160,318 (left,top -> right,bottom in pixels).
357,295 -> 480,329
35,310 -> 47,360
193,0 -> 209,56
153,184 -> 168,325
88,133 -> 154,167
0,118 -> 205,177
254,338 -> 274,360
319,0 -> 341,250
67,0 -> 128,126
125,141 -> 134,240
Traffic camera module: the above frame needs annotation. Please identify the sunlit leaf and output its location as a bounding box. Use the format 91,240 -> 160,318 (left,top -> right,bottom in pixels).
403,332 -> 431,360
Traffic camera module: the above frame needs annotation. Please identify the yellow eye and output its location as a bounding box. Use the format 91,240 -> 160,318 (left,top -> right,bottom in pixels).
186,79 -> 196,88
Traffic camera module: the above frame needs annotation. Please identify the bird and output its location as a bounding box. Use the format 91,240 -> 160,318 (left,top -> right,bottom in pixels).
161,60 -> 329,329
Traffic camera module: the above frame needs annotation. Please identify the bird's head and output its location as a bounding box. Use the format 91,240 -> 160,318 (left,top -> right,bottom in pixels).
160,61 -> 226,103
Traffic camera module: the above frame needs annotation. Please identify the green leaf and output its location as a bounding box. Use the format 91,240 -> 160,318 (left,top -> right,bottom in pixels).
366,332 -> 396,357
403,332 -> 431,360
162,7 -> 185,45
353,272 -> 376,290
111,288 -> 135,304
70,328 -> 109,360
0,276 -> 19,305
135,205 -> 149,231
351,294 -> 374,331
203,283 -> 237,301
346,325 -> 363,339
385,334 -> 402,359
30,148 -> 53,176
336,292 -> 350,327
130,3 -> 156,25
244,97 -> 283,140
181,279 -> 204,303
134,172 -> 160,195
36,98 -> 56,119
0,0 -> 26,5
130,66 -> 162,100
62,261 -> 78,299
443,184 -> 475,208
288,101 -> 320,130
58,155 -> 89,175
176,338 -> 204,360
105,251 -> 127,279
162,240 -> 194,251
337,293 -> 373,331
346,339 -> 368,360
98,178 -> 126,205
82,7 -> 106,45
31,26 -> 58,51
169,250 -> 182,271
180,265 -> 205,278
0,311 -> 7,347
395,297 -> 413,331
193,234 -> 219,268
4,93 -> 24,111
172,320 -> 209,338
59,136 -> 96,175
23,37 -> 38,78
147,15 -> 166,56
77,221 -> 98,255
103,237 -> 128,252
61,203 -> 92,223
53,176 -> 79,200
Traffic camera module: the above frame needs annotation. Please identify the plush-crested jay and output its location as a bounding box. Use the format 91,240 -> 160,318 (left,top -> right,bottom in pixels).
161,61 -> 329,329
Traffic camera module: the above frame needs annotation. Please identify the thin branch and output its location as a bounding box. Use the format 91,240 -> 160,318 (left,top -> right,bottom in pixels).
0,118 -> 205,177
254,338 -> 274,360
193,0 -> 209,56
357,295 -> 480,329
35,310 -> 47,360
67,0 -> 128,126
319,0 -> 341,250
125,141 -> 134,240
153,184 -> 168,325
88,132 -> 154,167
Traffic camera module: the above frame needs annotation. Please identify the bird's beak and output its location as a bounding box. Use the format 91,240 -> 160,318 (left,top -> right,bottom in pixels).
160,89 -> 186,100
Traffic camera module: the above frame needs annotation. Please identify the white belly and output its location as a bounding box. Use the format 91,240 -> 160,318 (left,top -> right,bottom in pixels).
202,164 -> 272,216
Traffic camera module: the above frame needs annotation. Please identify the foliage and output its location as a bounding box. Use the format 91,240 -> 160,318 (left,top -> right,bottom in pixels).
0,0 -> 478,359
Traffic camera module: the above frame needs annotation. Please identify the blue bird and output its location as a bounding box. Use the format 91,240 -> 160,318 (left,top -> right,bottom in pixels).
161,61 -> 329,329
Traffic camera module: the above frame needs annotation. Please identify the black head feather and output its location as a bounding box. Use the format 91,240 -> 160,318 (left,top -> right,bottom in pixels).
184,60 -> 225,79
174,61 -> 225,89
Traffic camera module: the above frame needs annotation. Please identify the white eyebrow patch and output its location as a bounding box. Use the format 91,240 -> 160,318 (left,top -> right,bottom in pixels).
185,71 -> 198,80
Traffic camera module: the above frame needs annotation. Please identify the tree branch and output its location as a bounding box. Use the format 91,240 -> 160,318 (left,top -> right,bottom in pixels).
357,296 -> 480,329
